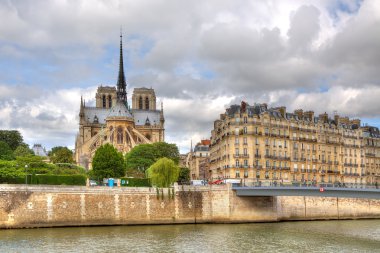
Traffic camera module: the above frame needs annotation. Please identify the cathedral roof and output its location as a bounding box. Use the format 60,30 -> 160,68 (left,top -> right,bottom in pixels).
108,100 -> 133,118
83,107 -> 109,124
132,109 -> 161,126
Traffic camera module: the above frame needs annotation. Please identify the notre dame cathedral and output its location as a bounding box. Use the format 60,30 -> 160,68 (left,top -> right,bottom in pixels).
75,35 -> 165,169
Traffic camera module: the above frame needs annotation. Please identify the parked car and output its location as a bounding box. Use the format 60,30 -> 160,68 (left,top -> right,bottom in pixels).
89,180 -> 98,186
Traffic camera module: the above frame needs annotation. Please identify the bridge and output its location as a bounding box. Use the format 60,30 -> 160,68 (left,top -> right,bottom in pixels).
233,186 -> 380,199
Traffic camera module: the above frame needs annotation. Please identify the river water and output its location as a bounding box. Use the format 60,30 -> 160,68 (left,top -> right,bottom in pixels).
1,220 -> 379,252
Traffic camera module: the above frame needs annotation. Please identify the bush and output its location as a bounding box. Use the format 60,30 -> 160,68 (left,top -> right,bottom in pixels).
31,174 -> 86,186
120,177 -> 151,187
0,176 -> 25,184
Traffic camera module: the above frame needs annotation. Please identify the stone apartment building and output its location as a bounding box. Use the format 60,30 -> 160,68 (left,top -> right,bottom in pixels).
210,101 -> 380,186
188,140 -> 211,180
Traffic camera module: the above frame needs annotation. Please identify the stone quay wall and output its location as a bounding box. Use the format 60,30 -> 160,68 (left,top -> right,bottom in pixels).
1,184 -> 379,228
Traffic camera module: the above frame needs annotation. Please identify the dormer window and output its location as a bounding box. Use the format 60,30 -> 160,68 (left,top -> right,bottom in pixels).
93,115 -> 99,124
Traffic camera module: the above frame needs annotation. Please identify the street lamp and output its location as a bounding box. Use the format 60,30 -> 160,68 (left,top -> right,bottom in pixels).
25,165 -> 28,185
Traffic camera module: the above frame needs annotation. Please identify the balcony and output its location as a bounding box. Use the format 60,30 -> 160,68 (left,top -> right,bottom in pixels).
254,154 -> 261,158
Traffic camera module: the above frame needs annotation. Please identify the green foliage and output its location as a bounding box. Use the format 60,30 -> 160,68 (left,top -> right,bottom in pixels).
0,141 -> 14,160
146,158 -> 180,188
120,177 -> 151,187
125,144 -> 158,171
53,163 -> 87,175
49,146 -> 74,164
92,143 -> 126,179
13,143 -> 34,157
0,130 -> 23,150
178,167 -> 190,184
152,142 -> 180,164
16,155 -> 48,169
125,142 -> 180,177
31,174 -> 86,186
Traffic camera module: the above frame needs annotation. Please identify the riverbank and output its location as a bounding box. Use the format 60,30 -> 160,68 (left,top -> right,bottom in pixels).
1,184 -> 380,228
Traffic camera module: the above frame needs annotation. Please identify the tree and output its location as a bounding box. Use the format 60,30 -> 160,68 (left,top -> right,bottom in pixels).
125,144 -> 159,172
125,142 -> 180,177
92,144 -> 125,179
13,143 -> 34,157
152,142 -> 180,164
49,146 -> 74,164
146,158 -> 180,188
0,141 -> 15,160
178,167 -> 190,184
0,130 -> 23,150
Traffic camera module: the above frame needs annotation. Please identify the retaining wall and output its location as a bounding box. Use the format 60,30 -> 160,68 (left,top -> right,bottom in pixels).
0,184 -> 379,228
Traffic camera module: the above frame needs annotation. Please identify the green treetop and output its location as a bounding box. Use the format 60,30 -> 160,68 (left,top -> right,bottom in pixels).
91,143 -> 126,179
0,141 -> 15,160
0,130 -> 23,150
125,142 -> 180,177
13,143 -> 34,157
146,157 -> 180,188
49,146 -> 74,164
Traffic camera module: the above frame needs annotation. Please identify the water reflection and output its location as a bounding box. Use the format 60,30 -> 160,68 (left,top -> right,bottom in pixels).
0,220 -> 379,252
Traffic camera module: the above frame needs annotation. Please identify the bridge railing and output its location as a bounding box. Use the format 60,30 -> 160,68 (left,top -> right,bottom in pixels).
238,179 -> 379,189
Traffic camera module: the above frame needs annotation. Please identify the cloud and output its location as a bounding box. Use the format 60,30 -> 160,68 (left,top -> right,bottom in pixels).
0,0 -> 379,154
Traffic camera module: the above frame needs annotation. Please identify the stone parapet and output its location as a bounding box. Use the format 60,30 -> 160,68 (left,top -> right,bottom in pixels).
0,184 -> 379,229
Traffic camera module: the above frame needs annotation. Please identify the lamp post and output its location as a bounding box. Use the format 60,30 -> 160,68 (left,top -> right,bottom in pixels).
25,164 -> 28,185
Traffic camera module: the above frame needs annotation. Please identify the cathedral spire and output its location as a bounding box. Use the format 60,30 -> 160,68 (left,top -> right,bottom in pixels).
116,30 -> 127,105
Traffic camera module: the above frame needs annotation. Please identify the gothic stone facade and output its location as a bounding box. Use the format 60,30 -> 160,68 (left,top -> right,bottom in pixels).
75,36 -> 164,169
210,102 -> 380,186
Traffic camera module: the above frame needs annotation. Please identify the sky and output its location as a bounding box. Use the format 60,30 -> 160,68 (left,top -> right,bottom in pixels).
0,0 -> 380,154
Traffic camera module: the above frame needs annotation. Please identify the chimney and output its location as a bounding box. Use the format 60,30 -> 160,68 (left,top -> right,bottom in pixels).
319,112 -> 328,123
304,111 -> 314,121
334,114 -> 340,124
294,109 -> 303,119
279,106 -> 286,117
351,119 -> 361,127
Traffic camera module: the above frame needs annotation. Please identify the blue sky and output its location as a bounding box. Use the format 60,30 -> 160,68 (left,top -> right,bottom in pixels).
0,0 -> 379,153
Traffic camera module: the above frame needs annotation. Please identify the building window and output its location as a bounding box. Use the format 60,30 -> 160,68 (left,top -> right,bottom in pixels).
108,95 -> 112,108
244,117 -> 248,123
243,127 -> 247,134
235,137 -> 239,144
243,137 -> 247,144
244,148 -> 247,156
109,126 -> 114,142
117,126 -> 123,144
139,96 -> 143,109
244,160 -> 248,166
236,160 -> 240,167
145,97 -> 149,110
102,95 -> 106,108
235,148 -> 239,155
244,170 -> 248,178
266,160 -> 270,168
235,170 -> 240,178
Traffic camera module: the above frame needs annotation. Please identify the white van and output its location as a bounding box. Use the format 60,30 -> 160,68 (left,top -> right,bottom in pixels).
190,180 -> 207,186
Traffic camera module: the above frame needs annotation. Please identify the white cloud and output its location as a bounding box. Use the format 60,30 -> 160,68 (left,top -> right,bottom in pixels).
0,0 -> 379,154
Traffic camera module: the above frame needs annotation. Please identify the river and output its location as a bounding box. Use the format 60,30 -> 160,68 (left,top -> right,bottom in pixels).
1,220 -> 379,252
